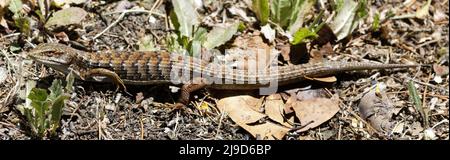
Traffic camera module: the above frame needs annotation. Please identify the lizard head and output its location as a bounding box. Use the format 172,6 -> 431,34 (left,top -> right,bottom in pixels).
27,43 -> 79,74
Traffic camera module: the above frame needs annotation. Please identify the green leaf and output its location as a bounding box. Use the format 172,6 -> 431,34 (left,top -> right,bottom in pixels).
372,13 -> 380,31
171,0 -> 199,38
288,0 -> 316,35
65,71 -> 75,93
291,27 -> 318,45
49,79 -> 63,101
271,0 -> 291,27
8,0 -> 22,14
193,27 -> 208,43
13,15 -> 31,36
45,7 -> 87,28
50,95 -> 69,135
203,22 -> 240,49
334,0 -> 344,12
28,88 -> 48,102
252,0 -> 270,25
329,0 -> 367,40
238,22 -> 246,32
167,33 -> 182,53
190,40 -> 202,57
169,10 -> 180,31
408,81 -> 429,128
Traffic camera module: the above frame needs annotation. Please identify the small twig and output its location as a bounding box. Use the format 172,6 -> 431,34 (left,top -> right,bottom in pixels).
0,33 -> 20,39
172,111 -> 180,138
416,39 -> 441,49
103,9 -> 165,17
391,14 -> 416,20
215,111 -> 225,139
140,116 -> 144,140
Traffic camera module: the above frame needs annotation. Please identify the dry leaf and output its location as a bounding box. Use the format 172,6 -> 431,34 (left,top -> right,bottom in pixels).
294,88 -> 328,101
265,98 -> 293,128
305,76 -> 337,83
358,90 -> 396,133
276,43 -> 290,62
217,96 -> 290,139
45,7 -> 87,28
292,97 -> 340,132
283,96 -> 296,114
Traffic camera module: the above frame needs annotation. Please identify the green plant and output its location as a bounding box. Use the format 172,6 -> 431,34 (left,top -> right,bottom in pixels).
23,72 -> 74,138
169,0 -> 240,56
8,0 -> 30,36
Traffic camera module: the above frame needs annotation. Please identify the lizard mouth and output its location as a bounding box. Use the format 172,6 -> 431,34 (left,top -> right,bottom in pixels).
32,58 -> 71,74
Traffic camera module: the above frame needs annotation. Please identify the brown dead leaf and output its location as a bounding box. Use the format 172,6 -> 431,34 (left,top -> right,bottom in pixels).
217,96 -> 290,140
292,97 -> 340,132
310,50 -> 324,64
265,98 -> 293,128
284,96 -> 296,114
276,43 -> 291,62
305,76 -> 337,83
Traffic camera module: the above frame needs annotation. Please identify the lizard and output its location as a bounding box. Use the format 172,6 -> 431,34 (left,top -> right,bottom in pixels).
27,43 -> 422,108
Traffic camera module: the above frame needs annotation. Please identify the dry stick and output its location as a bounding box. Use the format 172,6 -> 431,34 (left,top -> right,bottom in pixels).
93,9 -> 164,40
173,111 -> 180,139
215,111 -> 225,139
416,39 -> 441,49
140,116 -> 144,140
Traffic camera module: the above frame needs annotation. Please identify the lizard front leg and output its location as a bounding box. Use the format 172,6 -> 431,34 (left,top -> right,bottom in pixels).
80,68 -> 128,94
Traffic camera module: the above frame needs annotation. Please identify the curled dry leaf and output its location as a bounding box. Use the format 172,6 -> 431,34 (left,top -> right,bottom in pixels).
305,76 -> 337,83
292,97 -> 340,132
358,90 -> 396,133
217,95 -> 290,140
265,98 -> 293,128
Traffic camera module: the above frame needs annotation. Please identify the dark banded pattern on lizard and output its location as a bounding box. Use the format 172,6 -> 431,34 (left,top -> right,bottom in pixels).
27,43 -> 422,108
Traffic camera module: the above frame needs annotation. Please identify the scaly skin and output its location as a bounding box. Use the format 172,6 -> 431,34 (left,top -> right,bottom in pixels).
27,43 -> 421,107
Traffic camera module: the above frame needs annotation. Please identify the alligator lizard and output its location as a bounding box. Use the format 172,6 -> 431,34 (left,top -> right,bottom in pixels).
27,43 -> 421,107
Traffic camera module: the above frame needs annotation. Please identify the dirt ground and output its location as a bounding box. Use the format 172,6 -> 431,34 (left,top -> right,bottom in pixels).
0,0 -> 448,140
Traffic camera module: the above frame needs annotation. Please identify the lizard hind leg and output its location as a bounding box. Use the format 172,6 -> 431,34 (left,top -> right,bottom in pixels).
174,78 -> 208,110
